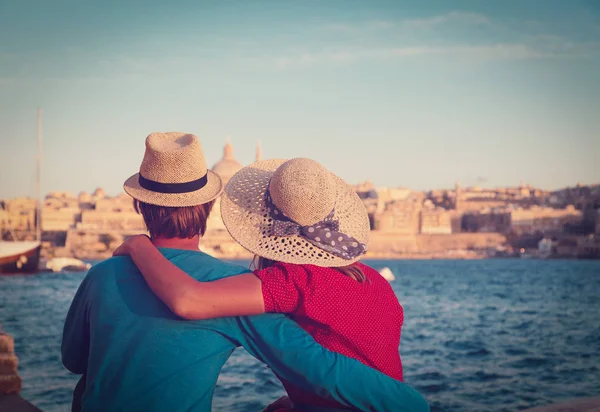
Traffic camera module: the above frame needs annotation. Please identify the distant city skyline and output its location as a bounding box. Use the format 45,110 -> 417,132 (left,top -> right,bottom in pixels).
2,169 -> 597,202
1,1 -> 599,198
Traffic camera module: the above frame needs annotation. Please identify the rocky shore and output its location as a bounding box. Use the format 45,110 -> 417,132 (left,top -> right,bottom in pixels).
0,330 -> 41,411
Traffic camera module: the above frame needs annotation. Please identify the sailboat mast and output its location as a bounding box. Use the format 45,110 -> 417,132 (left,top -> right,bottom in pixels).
36,108 -> 42,242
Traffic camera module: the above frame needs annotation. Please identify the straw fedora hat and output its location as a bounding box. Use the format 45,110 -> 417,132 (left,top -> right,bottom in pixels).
221,158 -> 370,267
123,132 -> 223,207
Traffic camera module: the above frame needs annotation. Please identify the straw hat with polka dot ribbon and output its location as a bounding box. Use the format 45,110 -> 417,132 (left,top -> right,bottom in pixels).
220,158 -> 370,267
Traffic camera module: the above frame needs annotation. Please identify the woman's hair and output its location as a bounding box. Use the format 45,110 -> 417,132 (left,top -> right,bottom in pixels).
251,255 -> 367,283
133,199 -> 215,239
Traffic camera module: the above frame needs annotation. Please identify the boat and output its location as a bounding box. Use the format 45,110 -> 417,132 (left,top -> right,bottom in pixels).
0,109 -> 43,275
537,237 -> 554,259
43,257 -> 91,273
0,241 -> 41,274
379,267 -> 396,282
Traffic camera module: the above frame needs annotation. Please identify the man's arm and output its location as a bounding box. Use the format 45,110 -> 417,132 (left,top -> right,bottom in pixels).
233,314 -> 429,412
61,273 -> 92,374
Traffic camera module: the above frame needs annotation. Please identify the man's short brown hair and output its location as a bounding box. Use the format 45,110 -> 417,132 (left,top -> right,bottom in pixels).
133,200 -> 215,239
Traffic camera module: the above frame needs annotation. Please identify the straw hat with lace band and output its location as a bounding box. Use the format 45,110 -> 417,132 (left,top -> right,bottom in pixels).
220,158 -> 370,267
123,132 -> 223,207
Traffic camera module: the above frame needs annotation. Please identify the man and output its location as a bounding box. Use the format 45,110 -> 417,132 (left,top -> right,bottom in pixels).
62,132 -> 429,411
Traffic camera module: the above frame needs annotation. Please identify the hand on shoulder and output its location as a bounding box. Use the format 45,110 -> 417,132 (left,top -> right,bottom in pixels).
112,234 -> 151,257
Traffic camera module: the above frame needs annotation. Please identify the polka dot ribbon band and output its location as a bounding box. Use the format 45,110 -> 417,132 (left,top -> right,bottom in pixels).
265,190 -> 367,260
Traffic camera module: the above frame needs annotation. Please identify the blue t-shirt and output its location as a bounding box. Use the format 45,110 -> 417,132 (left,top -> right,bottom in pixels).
62,248 -> 429,412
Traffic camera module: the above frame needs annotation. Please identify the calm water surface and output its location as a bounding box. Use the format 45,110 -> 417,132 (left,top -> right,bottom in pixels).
1,259 -> 599,412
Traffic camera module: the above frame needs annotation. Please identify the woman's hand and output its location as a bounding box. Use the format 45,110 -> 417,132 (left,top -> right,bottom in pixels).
112,234 -> 150,257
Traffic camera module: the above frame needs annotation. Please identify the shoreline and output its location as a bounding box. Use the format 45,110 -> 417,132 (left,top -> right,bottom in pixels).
38,231 -> 598,262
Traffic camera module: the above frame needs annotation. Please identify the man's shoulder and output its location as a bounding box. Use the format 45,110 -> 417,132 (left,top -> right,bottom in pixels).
84,250 -> 249,282
87,256 -> 136,276
170,250 -> 250,280
81,256 -> 138,287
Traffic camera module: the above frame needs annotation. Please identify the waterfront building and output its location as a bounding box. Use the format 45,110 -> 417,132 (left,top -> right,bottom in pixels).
420,207 -> 452,235
374,198 -> 420,234
92,187 -> 106,202
79,211 -> 145,231
454,182 -> 462,210
2,198 -> 36,233
78,191 -> 94,210
509,205 -> 582,235
462,209 -> 512,233
42,192 -> 80,232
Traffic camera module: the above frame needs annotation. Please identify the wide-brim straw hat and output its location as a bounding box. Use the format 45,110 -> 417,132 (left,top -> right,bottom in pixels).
221,158 -> 370,267
124,132 -> 223,207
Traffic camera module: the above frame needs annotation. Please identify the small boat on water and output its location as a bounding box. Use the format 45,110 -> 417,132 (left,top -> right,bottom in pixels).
379,267 -> 395,282
1,109 -> 43,276
43,257 -> 91,273
0,241 -> 41,274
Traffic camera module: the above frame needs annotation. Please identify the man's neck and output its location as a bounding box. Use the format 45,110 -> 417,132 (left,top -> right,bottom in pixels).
151,235 -> 200,251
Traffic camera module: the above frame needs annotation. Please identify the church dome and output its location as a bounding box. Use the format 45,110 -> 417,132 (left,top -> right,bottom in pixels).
212,139 -> 242,186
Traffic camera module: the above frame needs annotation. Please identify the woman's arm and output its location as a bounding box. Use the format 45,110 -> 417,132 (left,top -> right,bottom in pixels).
113,235 -> 264,320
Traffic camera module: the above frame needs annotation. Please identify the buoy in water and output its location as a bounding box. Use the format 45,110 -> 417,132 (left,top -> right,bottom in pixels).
379,267 -> 395,281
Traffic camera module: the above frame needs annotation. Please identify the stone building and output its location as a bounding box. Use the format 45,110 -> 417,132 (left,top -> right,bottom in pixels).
80,193 -> 143,231
354,181 -> 412,230
448,210 -> 464,233
42,192 -> 80,232
79,211 -> 145,231
509,205 -> 583,235
78,191 -> 95,210
92,187 -> 106,201
548,184 -> 600,210
376,187 -> 411,207
256,140 -> 262,162
374,196 -> 422,234
2,198 -> 36,233
0,205 -> 10,235
63,192 -> 145,258
576,236 -> 600,259
42,208 -> 80,232
420,206 -> 452,234
211,139 -> 243,187
353,181 -> 378,228
207,140 -> 261,234
454,182 -> 462,210
353,180 -> 376,194
462,208 -> 512,233
95,193 -> 137,213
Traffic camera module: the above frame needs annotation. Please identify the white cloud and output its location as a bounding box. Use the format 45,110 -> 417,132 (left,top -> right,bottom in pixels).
402,12 -> 492,29
261,43 -> 568,70
293,11 -> 600,70
325,12 -> 492,32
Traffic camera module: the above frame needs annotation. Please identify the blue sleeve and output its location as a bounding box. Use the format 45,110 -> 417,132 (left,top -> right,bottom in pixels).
233,314 -> 429,412
61,272 -> 93,375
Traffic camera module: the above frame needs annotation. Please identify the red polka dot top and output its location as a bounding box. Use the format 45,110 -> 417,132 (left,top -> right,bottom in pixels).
253,261 -> 404,408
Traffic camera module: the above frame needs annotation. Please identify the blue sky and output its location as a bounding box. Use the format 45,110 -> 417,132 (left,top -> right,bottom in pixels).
1,0 -> 599,198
